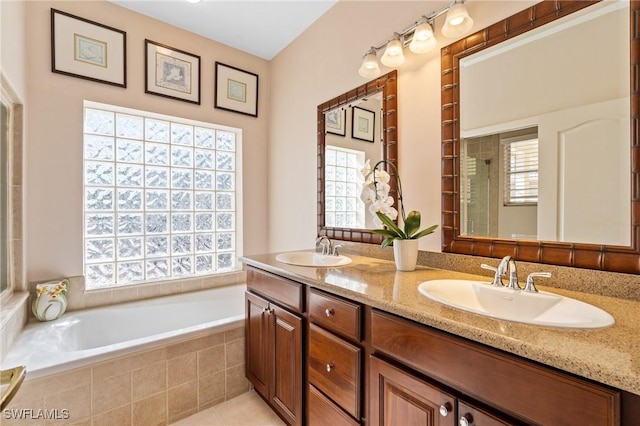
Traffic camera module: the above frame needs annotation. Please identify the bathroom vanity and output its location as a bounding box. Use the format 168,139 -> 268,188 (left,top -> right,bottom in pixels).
241,252 -> 640,426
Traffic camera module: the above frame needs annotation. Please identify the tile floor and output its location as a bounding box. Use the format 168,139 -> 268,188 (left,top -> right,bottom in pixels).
171,390 -> 285,426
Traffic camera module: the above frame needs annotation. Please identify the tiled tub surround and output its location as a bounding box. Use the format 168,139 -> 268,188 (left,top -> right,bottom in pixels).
2,324 -> 249,425
0,271 -> 246,366
0,292 -> 28,363
3,284 -> 245,379
241,251 -> 640,397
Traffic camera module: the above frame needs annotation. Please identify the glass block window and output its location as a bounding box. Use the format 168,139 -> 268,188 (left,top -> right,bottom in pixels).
325,146 -> 365,228
83,102 -> 242,289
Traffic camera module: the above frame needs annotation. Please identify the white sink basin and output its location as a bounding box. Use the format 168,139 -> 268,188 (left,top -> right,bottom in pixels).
275,251 -> 352,267
418,279 -> 614,329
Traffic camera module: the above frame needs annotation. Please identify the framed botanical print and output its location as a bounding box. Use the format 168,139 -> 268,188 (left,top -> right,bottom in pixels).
145,39 -> 201,104
51,9 -> 127,87
325,108 -> 346,136
351,106 -> 375,142
215,62 -> 259,117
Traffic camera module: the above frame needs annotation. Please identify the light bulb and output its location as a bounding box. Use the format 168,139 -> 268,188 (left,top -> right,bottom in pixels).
358,49 -> 381,78
409,21 -> 437,54
380,36 -> 405,68
442,2 -> 474,38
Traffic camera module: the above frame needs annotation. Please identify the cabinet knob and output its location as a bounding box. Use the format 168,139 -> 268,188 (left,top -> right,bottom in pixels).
326,363 -> 334,372
325,308 -> 334,317
459,413 -> 473,426
439,403 -> 452,417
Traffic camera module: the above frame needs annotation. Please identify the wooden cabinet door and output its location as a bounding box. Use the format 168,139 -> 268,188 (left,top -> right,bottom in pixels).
370,356 -> 456,426
245,291 -> 270,399
270,303 -> 303,426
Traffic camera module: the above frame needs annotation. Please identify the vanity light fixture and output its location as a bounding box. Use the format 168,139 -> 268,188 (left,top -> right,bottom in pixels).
409,21 -> 437,54
357,0 -> 474,78
380,33 -> 406,68
358,47 -> 382,79
442,1 -> 474,37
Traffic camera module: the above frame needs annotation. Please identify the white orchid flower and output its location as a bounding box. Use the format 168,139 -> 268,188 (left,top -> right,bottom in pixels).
360,186 -> 376,205
360,159 -> 372,178
373,169 -> 391,184
375,182 -> 391,199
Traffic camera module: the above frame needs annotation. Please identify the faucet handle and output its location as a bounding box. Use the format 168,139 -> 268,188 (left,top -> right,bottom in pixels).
315,237 -> 330,255
480,263 -> 503,287
332,244 -> 343,256
524,272 -> 552,293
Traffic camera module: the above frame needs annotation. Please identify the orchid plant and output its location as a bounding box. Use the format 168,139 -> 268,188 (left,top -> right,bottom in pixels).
360,159 -> 438,248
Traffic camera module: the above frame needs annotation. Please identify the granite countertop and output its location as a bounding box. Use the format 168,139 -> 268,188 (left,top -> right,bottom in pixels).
240,251 -> 640,396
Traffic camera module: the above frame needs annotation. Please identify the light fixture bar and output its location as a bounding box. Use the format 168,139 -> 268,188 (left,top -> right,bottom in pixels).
367,4 -> 452,55
358,0 -> 474,78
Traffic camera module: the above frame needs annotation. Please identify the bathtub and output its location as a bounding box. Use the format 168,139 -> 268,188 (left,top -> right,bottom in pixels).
1,284 -> 246,380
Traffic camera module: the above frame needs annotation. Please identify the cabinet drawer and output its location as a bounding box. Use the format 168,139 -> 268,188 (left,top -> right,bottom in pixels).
308,385 -> 360,426
309,324 -> 362,419
371,310 -> 620,426
458,400 -> 516,426
247,267 -> 303,313
309,288 -> 362,341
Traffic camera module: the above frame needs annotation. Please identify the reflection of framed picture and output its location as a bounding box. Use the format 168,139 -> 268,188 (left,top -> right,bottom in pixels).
352,106 -> 375,142
325,108 -> 346,136
215,62 -> 259,117
145,39 -> 201,104
51,9 -> 126,87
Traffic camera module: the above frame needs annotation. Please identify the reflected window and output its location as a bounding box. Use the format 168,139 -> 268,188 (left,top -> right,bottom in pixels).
325,146 -> 365,229
502,133 -> 538,206
83,101 -> 243,289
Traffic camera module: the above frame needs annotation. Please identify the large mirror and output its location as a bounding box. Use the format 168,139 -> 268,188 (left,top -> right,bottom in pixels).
441,0 -> 640,274
317,71 -> 398,244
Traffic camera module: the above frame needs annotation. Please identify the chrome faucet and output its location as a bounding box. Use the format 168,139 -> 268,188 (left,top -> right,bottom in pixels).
480,256 -> 510,287
505,260 -> 520,290
315,236 -> 332,255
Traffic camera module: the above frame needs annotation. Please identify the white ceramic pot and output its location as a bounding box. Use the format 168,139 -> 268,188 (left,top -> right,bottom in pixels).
393,239 -> 419,271
32,282 -> 68,321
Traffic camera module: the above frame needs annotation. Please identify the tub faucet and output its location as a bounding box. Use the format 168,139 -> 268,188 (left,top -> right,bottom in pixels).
480,256 -> 511,286
315,236 -> 332,255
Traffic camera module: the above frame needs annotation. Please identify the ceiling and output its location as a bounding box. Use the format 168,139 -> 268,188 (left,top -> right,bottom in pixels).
109,0 -> 338,60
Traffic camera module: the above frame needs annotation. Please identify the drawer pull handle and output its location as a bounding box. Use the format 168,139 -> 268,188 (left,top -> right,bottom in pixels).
439,403 -> 452,417
326,363 -> 334,372
459,414 -> 473,426
325,308 -> 334,317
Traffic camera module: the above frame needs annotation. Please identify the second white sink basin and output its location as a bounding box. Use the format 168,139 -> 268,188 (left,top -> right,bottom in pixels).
418,279 -> 614,329
275,251 -> 352,267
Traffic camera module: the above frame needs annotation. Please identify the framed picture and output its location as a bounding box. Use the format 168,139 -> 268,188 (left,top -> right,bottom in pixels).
51,9 -> 126,87
351,106 -> 375,142
145,39 -> 201,104
325,108 -> 346,136
215,62 -> 259,117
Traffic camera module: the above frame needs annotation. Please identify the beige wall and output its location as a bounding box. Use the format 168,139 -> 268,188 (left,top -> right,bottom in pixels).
22,1 -> 270,282
10,0 -> 614,284
1,0 -> 27,100
268,0 -> 537,254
